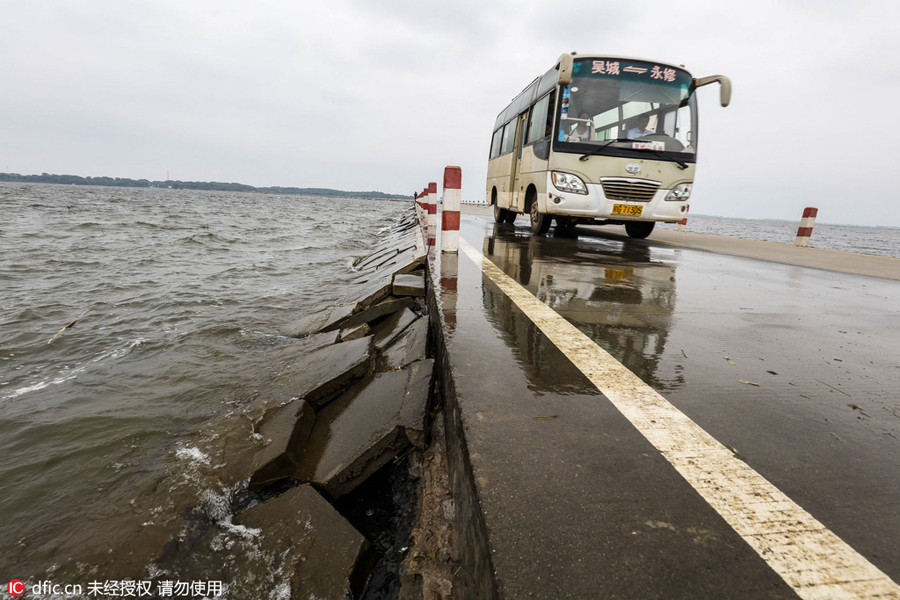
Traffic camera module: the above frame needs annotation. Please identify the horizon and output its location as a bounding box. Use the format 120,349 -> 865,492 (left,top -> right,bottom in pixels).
4,172 -> 897,230
0,171 -> 410,198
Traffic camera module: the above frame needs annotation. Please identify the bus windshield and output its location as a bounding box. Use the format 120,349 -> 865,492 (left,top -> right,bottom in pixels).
555,58 -> 698,160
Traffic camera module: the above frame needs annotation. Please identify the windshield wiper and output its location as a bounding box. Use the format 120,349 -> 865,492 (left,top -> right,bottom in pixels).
578,137 -> 690,170
578,138 -> 630,161
641,147 -> 690,170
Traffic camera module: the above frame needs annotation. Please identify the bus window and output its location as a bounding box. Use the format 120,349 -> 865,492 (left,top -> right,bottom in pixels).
490,128 -> 503,159
526,93 -> 553,145
592,106 -> 619,141
500,121 -> 516,155
674,104 -> 694,150
622,101 -> 656,121
659,104 -> 694,150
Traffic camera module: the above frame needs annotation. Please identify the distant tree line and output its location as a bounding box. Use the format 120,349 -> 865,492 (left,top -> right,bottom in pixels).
0,172 -> 410,200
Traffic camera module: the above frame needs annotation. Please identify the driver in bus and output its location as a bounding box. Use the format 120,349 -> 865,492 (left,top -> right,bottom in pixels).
567,112 -> 593,142
627,115 -> 654,139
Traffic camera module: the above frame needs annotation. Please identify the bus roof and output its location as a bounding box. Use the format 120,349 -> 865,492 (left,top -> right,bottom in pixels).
492,54 -> 693,131
493,64 -> 559,130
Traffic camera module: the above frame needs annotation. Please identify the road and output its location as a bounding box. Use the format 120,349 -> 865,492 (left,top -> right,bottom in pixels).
432,207 -> 900,598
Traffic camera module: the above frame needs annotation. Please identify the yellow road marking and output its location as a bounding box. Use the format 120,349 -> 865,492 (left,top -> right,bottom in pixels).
459,237 -> 899,599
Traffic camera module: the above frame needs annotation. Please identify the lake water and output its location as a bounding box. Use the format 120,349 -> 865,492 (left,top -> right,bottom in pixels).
659,214 -> 900,258
0,183 -> 405,596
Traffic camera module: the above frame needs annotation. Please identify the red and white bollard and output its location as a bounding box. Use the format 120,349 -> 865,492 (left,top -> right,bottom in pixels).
427,182 -> 438,229
795,207 -> 818,247
441,166 -> 461,253
426,182 -> 437,247
416,188 -> 428,227
677,206 -> 690,232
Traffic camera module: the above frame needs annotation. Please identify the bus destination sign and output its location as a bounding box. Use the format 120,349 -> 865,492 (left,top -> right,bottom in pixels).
575,60 -> 683,84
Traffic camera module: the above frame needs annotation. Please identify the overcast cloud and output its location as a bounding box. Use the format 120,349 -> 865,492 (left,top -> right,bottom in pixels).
2,1 -> 899,226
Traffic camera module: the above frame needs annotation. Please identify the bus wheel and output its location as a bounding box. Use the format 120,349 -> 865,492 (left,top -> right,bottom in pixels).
625,221 -> 655,239
529,195 -> 551,235
493,202 -> 509,223
505,210 -> 517,223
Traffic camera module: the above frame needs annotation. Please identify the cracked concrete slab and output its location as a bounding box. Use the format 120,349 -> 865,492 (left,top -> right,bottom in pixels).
377,316 -> 429,372
393,272 -> 426,297
156,484 -> 374,599
351,250 -> 425,285
398,359 -> 434,450
337,297 -> 415,331
340,323 -> 370,342
294,361 -> 434,498
337,275 -> 394,310
235,484 -> 374,598
262,335 -> 373,408
372,307 -> 418,351
248,398 -> 316,490
282,303 -> 356,337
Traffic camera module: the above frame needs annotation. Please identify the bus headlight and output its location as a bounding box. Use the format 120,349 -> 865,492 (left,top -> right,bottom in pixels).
665,183 -> 692,201
551,172 -> 588,195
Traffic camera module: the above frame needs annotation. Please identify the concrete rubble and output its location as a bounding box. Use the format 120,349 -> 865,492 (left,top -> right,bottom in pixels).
153,207 -> 441,598
294,360 -> 434,498
155,485 -> 375,599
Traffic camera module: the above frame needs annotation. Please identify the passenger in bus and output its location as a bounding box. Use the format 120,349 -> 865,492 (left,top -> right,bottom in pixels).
627,115 -> 654,139
567,112 -> 593,142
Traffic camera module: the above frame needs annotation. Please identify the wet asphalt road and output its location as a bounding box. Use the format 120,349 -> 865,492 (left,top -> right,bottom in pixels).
439,211 -> 900,597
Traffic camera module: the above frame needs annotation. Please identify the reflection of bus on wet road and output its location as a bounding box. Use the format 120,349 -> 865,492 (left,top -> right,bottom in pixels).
483,226 -> 681,390
486,53 -> 730,238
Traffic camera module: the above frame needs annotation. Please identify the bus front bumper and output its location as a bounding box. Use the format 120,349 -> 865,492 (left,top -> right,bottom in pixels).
544,183 -> 689,223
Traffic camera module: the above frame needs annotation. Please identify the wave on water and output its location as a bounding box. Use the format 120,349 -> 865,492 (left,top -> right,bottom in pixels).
0,183 -> 407,583
1,338 -> 147,403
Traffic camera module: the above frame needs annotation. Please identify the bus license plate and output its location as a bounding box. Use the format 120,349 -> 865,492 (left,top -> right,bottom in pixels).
612,204 -> 643,216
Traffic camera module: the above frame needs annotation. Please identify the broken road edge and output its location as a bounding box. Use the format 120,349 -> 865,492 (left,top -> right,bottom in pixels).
149,205 -> 494,599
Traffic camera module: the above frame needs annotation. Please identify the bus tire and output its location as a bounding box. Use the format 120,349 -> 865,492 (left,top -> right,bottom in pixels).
493,202 -> 509,224
529,191 -> 551,235
505,210 -> 517,223
625,221 -> 655,239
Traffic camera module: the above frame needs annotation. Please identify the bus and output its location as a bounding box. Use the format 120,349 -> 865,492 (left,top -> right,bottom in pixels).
486,53 -> 730,238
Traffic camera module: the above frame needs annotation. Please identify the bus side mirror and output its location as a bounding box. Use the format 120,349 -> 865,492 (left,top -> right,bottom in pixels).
558,54 -> 574,86
695,75 -> 732,107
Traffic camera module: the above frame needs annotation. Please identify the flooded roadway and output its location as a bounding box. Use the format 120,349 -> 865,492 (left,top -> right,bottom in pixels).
433,209 -> 900,598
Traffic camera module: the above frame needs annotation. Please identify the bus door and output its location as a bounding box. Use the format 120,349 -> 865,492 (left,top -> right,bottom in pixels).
510,111 -> 529,212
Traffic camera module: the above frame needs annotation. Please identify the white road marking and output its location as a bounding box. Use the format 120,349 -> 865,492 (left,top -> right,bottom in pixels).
459,237 -> 900,599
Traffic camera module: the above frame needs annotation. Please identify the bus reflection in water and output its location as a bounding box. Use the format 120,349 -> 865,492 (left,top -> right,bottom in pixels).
482,227 -> 684,392
486,53 -> 730,238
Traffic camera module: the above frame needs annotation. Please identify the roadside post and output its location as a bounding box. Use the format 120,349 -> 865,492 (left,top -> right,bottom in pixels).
795,207 -> 818,247
427,182 -> 438,230
677,206 -> 689,232
416,188 -> 425,212
426,182 -> 437,248
441,166 -> 461,253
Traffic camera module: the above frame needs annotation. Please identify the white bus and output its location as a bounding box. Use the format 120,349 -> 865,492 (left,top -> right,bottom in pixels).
486,53 -> 730,238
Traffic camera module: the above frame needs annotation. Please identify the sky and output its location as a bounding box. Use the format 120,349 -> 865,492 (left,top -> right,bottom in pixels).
2,0 -> 899,226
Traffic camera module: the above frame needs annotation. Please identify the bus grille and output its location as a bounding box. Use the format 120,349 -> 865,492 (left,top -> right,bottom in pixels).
601,178 -> 661,202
